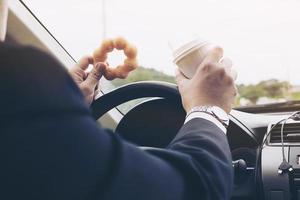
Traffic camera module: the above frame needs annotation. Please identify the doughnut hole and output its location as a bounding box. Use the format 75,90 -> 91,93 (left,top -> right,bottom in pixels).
106,49 -> 127,69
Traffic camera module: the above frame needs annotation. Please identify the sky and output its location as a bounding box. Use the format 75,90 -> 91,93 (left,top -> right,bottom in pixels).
23,0 -> 300,85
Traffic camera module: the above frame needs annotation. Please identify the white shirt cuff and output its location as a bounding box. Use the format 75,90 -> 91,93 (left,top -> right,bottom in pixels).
184,112 -> 227,134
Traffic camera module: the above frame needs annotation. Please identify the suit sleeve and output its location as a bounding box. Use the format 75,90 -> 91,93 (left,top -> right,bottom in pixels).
0,43 -> 233,200
102,118 -> 233,200
167,118 -> 234,199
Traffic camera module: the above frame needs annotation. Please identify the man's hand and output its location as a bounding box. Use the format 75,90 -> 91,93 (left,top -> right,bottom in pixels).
69,56 -> 106,105
176,47 -> 237,114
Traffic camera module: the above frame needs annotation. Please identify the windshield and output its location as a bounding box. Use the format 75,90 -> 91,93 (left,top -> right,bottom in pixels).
22,0 -> 300,108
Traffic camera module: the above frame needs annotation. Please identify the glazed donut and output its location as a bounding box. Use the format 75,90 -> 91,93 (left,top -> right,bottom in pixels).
93,37 -> 138,80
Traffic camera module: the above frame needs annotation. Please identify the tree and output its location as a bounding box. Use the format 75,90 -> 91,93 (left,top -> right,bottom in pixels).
238,79 -> 291,105
238,84 -> 265,104
258,79 -> 290,99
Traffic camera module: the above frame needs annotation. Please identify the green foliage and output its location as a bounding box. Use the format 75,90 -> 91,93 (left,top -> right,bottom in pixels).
291,92 -> 300,100
238,79 -> 291,104
111,66 -> 175,87
238,84 -> 265,104
258,79 -> 290,98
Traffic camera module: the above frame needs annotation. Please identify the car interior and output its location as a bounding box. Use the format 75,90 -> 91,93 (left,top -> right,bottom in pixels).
5,1 -> 300,200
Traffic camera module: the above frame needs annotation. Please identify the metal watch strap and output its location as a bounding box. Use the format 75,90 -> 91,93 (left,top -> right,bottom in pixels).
186,108 -> 229,129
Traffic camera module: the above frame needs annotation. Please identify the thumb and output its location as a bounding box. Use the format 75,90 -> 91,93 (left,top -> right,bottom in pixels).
84,62 -> 107,88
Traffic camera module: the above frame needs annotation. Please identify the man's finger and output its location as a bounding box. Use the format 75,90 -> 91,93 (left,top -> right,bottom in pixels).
220,57 -> 232,69
198,46 -> 223,72
84,62 -> 107,87
75,56 -> 94,71
220,57 -> 237,80
229,68 -> 238,81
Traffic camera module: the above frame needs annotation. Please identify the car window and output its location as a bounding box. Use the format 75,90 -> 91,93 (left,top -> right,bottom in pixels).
22,0 -> 300,112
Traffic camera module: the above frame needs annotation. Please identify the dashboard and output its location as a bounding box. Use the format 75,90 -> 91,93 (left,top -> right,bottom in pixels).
116,97 -> 300,200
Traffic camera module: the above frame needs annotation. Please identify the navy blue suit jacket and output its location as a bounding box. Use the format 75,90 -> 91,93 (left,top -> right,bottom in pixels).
0,42 -> 233,200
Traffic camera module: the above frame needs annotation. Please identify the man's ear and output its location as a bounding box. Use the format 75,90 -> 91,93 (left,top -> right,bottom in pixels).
0,0 -> 9,41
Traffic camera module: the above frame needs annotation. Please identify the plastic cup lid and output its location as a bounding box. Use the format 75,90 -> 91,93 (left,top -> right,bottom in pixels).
169,36 -> 208,60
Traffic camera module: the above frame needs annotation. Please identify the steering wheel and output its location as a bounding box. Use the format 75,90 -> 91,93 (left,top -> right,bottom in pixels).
91,81 -> 186,147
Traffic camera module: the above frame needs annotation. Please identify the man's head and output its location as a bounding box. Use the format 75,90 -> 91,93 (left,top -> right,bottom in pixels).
0,0 -> 8,41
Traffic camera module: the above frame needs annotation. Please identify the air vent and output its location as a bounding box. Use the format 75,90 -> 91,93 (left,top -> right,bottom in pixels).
269,123 -> 300,143
292,169 -> 300,198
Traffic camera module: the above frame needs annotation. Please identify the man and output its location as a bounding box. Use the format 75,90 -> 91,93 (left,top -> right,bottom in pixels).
0,0 -> 237,199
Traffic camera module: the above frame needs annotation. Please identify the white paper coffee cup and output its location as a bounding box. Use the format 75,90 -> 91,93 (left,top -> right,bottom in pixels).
171,37 -> 214,79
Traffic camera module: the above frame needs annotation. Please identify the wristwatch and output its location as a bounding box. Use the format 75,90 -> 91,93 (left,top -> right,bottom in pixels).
186,106 -> 230,128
